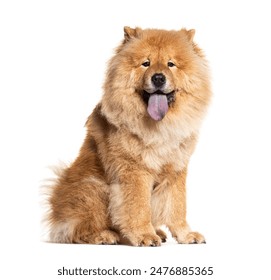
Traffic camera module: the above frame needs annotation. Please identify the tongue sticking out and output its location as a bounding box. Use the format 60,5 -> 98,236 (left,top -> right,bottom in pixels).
147,94 -> 169,121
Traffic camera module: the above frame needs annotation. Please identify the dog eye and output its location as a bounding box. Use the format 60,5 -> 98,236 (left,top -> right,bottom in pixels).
142,61 -> 150,67
168,61 -> 175,67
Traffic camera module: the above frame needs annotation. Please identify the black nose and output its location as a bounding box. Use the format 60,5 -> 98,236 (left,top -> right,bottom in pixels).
151,73 -> 166,88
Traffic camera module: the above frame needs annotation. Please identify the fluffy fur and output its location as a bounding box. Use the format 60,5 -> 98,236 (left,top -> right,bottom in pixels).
46,27 -> 211,246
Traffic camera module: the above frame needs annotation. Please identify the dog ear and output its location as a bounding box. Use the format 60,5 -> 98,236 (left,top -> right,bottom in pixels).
187,29 -> 195,42
181,28 -> 195,42
124,26 -> 141,42
181,28 -> 204,56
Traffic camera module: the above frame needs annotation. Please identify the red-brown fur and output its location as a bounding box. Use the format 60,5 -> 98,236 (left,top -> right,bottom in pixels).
45,27 -> 211,246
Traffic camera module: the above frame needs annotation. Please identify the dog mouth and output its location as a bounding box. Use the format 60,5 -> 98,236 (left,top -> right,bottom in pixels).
142,90 -> 176,121
142,90 -> 175,105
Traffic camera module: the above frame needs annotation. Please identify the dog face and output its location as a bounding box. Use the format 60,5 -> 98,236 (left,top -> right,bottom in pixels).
103,27 -> 210,123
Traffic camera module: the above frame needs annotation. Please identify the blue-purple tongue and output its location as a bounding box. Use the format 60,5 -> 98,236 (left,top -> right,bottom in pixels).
147,94 -> 168,121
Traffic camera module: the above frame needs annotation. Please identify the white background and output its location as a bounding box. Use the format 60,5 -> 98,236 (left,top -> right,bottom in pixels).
1,0 -> 271,279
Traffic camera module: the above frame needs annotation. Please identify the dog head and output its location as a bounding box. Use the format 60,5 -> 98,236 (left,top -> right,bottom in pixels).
102,27 -> 211,125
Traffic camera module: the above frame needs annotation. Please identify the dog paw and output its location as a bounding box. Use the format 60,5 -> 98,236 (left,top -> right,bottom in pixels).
94,230 -> 120,245
156,229 -> 167,243
177,231 -> 206,244
129,232 -> 162,247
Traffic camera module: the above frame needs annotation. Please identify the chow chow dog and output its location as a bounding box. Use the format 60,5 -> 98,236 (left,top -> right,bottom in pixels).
46,27 -> 211,246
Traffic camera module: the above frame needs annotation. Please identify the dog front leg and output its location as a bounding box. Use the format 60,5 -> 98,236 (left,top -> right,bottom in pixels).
167,168 -> 206,244
109,170 -> 161,246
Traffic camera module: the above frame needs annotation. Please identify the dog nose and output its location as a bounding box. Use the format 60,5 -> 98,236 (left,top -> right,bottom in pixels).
151,73 -> 166,88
